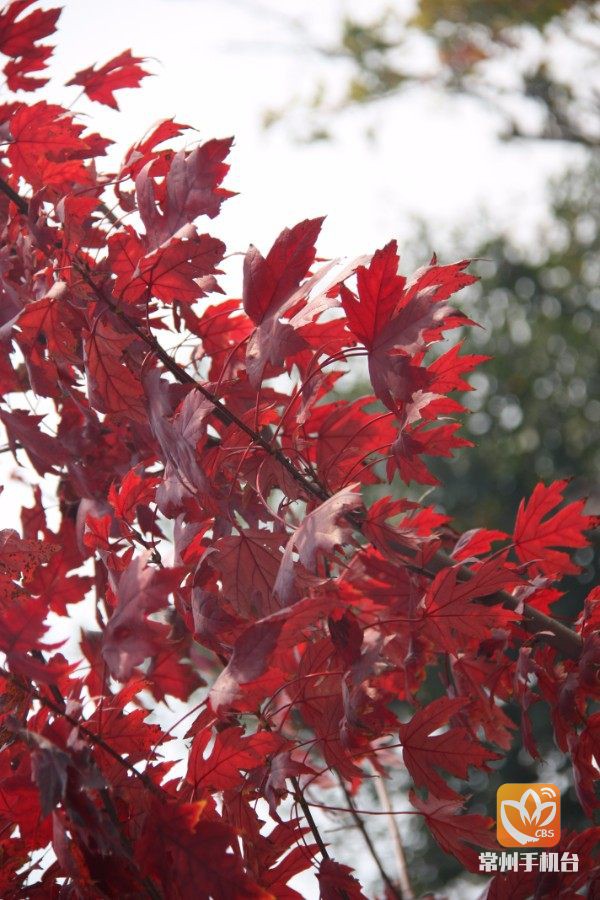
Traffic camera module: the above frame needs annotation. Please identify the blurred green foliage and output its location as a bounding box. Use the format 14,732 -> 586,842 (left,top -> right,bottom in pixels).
433,163 -> 600,536
415,0 -> 579,32
266,0 -> 600,147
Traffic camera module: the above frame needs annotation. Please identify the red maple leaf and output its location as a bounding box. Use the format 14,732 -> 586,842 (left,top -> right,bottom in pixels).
108,466 -> 160,528
136,137 -> 234,248
84,318 -> 147,424
213,530 -> 284,619
274,484 -> 362,603
101,553 -> 183,680
318,859 -> 367,899
109,225 -> 224,304
8,101 -> 108,188
409,790 -> 498,871
187,726 -> 284,791
421,555 -> 520,650
66,49 -> 150,109
514,479 -> 596,577
0,0 -> 60,91
341,242 -> 475,411
398,697 -> 500,799
243,217 -> 325,386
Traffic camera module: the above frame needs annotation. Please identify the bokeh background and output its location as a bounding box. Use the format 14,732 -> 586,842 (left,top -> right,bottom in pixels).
2,1 -> 598,896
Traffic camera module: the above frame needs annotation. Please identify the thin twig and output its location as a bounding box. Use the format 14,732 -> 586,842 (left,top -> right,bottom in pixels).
373,774 -> 414,900
338,776 -> 403,898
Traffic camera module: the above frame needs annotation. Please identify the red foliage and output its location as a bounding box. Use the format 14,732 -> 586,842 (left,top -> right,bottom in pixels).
0,3 -> 597,897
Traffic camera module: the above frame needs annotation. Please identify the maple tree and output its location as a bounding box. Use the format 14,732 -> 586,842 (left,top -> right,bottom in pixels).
0,2 -> 598,898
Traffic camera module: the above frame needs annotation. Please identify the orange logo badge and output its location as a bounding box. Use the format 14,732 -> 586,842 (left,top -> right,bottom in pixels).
496,784 -> 560,848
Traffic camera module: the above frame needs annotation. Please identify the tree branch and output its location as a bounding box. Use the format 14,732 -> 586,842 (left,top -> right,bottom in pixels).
291,776 -> 330,859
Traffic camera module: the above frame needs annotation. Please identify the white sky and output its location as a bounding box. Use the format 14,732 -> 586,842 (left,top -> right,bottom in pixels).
45,0 -> 581,259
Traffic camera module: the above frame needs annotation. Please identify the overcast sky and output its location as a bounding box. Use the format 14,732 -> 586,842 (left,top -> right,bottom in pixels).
44,0 -> 581,260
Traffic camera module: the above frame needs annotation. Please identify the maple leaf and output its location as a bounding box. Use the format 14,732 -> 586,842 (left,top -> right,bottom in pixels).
15,281 -> 80,365
8,101 -> 108,188
363,495 -> 448,557
101,553 -> 183,680
341,242 -> 475,411
398,697 -> 499,799
577,584 -> 600,639
329,610 -> 363,666
28,734 -> 70,818
66,49 -> 150,109
427,340 -> 490,394
136,800 -> 268,899
209,619 -> 284,715
0,527 -> 58,581
513,479 -> 596,577
84,318 -> 147,424
569,713 -> 600,817
145,373 -> 214,513
0,593 -> 48,658
450,656 -> 517,751
274,485 -> 362,603
136,137 -> 234,248
108,466 -> 160,527
388,420 -> 472,486
308,398 -> 396,492
189,298 -> 251,380
27,553 -> 92,616
187,726 -> 284,791
451,527 -> 509,562
243,217 -> 324,324
146,634 -> 204,703
0,0 -> 61,92
263,752 -> 317,817
0,408 -> 66,476
318,859 -> 367,899
109,225 -> 224,304
409,790 -> 497,871
421,554 -> 520,650
213,530 -> 284,618
243,217 -> 325,386
85,680 -> 163,765
119,118 -> 189,184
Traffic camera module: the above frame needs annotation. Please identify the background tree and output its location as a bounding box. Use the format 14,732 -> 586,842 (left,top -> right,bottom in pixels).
265,0 -> 600,147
